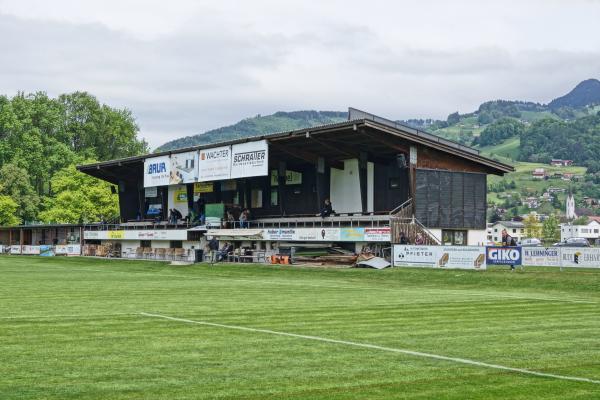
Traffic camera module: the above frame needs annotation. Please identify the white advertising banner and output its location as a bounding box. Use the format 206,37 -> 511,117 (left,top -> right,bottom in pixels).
230,140 -> 269,179
522,247 -> 561,267
144,187 -> 158,198
560,248 -> 600,268
84,230 -> 188,241
393,245 -> 438,267
170,151 -> 198,184
21,245 -> 41,255
144,155 -> 171,187
55,245 -> 82,256
364,228 -> 391,242
393,245 -> 486,270
10,245 -> 21,254
260,227 -> 388,242
198,146 -> 232,181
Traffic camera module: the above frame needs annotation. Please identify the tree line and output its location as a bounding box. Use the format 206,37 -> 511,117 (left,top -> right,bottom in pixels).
0,91 -> 147,225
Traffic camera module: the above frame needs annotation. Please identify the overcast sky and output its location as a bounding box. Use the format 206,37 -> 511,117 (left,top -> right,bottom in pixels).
0,0 -> 599,148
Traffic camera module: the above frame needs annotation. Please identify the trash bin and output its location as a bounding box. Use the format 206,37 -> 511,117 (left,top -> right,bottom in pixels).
195,249 -> 204,263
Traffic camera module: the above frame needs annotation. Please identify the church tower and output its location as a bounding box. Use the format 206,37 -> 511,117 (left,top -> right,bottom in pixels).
566,191 -> 577,220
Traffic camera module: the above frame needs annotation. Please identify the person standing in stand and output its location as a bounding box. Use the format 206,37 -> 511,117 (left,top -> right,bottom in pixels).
208,237 -> 219,264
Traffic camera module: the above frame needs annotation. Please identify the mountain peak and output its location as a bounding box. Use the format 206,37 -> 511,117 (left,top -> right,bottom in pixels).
548,78 -> 600,110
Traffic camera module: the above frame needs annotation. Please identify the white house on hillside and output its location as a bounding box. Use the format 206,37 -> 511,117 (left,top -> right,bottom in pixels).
488,221 -> 526,243
560,220 -> 600,243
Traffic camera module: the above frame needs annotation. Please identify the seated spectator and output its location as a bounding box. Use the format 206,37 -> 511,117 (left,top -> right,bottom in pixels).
320,198 -> 333,218
415,233 -> 424,245
239,209 -> 249,228
399,232 -> 408,244
217,242 -> 230,261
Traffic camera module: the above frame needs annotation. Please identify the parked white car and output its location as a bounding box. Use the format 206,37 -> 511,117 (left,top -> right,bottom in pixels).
520,238 -> 542,247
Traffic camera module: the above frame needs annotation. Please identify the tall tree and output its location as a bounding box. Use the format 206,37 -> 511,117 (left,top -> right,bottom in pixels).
38,165 -> 119,224
523,214 -> 542,238
0,163 -> 40,223
0,195 -> 19,226
542,215 -> 560,243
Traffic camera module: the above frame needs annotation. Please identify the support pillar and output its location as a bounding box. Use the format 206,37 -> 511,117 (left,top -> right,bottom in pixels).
277,161 -> 286,216
316,157 -> 327,213
358,152 -> 368,214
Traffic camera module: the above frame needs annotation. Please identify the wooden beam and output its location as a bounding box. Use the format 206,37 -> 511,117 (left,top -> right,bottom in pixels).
270,143 -> 344,170
309,137 -> 356,158
360,129 -> 410,154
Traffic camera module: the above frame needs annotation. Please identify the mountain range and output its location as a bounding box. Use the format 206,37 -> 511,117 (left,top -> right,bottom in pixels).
156,78 -> 600,152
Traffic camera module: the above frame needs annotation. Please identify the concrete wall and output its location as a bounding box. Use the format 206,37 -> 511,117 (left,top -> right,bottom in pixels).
330,159 -> 374,213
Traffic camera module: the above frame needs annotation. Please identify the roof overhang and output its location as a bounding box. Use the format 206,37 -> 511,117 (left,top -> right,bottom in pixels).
77,108 -> 514,180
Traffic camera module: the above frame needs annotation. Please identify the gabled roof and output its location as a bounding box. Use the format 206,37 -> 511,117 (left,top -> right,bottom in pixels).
78,107 -> 513,181
493,220 -> 525,229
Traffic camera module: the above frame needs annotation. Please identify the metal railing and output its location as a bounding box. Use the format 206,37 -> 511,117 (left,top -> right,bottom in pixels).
84,213 -> 392,232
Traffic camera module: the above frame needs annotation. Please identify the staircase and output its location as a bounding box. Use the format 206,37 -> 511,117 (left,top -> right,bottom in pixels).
389,199 -> 441,245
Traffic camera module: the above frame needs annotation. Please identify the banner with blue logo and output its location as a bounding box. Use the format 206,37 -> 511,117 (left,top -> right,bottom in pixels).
486,246 -> 522,265
144,155 -> 171,187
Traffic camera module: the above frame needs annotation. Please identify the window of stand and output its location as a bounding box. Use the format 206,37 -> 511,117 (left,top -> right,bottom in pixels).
442,230 -> 467,246
170,240 -> 183,249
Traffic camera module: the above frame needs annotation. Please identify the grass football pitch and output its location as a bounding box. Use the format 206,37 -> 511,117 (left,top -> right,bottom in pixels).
1,256 -> 599,399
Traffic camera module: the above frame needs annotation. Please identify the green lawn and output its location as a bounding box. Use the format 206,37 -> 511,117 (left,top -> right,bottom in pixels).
1,257 -> 600,399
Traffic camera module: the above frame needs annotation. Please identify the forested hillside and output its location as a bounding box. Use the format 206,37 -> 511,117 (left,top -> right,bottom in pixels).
157,111 -> 347,152
0,92 -> 147,225
154,78 -> 600,222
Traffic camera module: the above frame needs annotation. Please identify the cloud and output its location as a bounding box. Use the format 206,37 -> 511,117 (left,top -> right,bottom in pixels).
0,1 -> 598,148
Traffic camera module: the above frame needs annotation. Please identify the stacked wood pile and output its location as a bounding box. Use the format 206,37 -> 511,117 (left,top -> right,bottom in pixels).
293,247 -> 357,265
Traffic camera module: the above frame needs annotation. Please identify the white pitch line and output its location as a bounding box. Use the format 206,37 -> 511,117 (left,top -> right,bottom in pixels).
140,312 -> 600,385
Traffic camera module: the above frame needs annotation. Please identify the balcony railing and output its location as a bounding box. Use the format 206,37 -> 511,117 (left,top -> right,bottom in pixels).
84,212 -> 391,232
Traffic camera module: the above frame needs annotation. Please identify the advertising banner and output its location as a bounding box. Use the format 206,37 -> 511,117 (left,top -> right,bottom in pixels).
522,247 -> 560,267
393,245 -> 438,267
486,246 -> 522,265
144,187 -> 158,198
270,169 -> 302,186
560,248 -> 600,268
170,151 -> 198,184
364,227 -> 391,242
230,140 -> 268,179
198,145 -> 231,181
194,182 -> 213,194
55,245 -> 81,256
173,186 -> 188,203
22,245 -> 40,255
393,245 -> 486,270
107,231 -> 125,239
147,204 -> 162,216
84,230 -> 188,241
144,155 -> 171,187
39,245 -> 55,257
263,228 -> 297,241
10,245 -> 21,254
340,228 -> 365,241
260,227 -> 388,242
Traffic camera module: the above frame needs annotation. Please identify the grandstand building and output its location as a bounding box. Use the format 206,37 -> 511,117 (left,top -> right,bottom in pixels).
73,108 -> 512,261
0,108 -> 513,261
